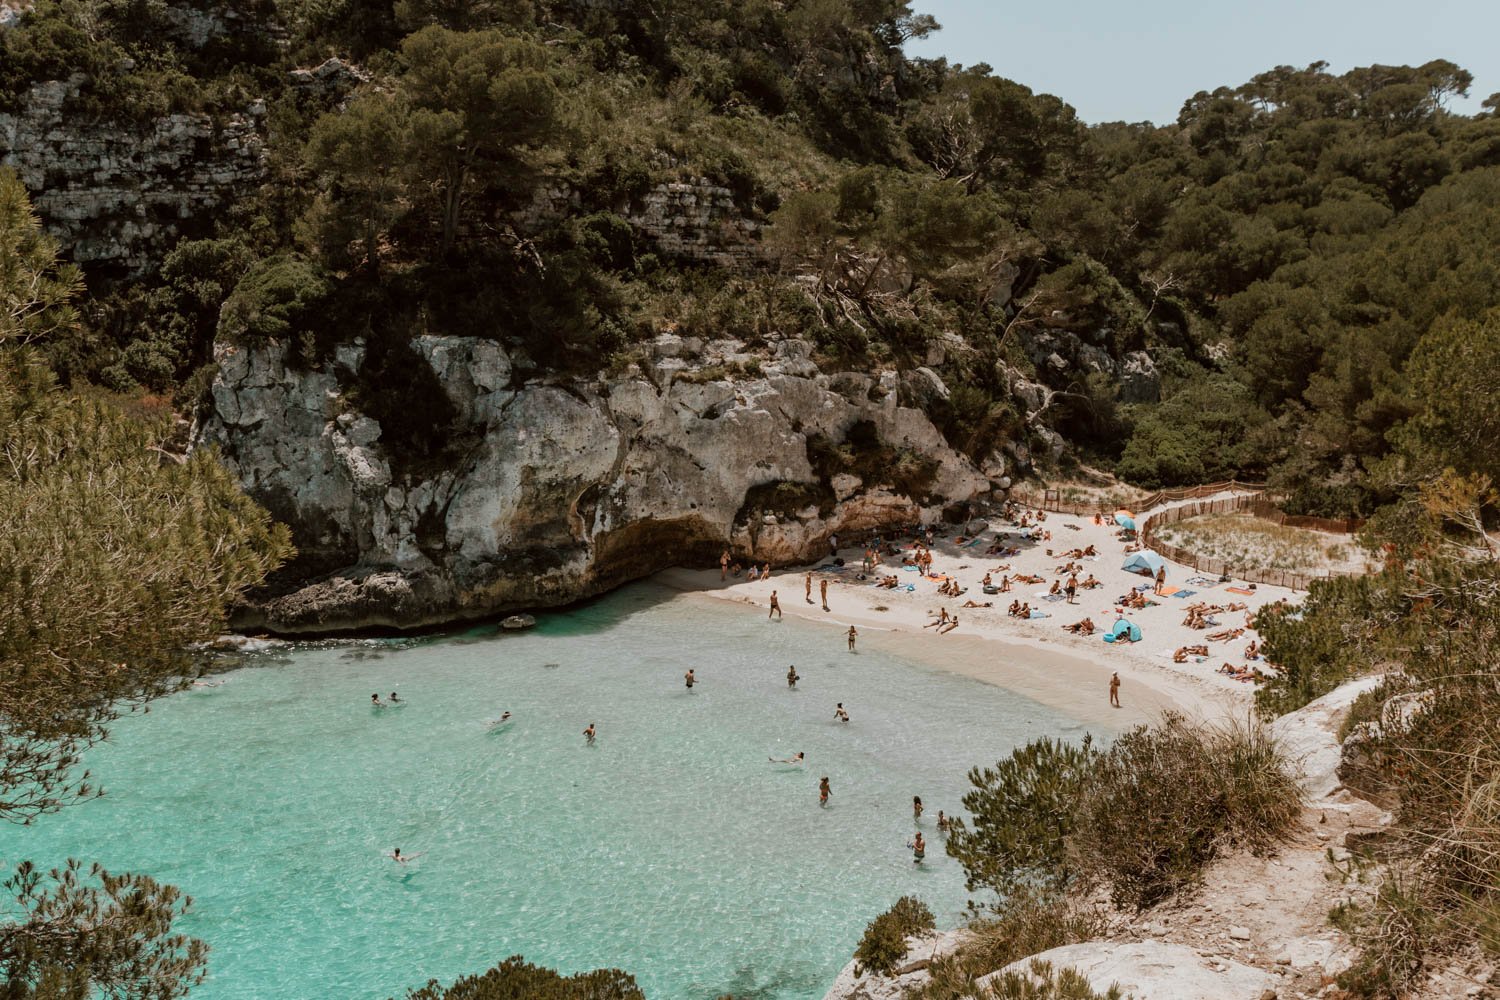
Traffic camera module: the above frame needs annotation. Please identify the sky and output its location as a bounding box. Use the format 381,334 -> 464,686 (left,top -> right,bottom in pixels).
905,0 -> 1498,125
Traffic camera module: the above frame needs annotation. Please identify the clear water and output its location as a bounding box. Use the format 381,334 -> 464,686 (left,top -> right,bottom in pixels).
0,583 -> 1105,1000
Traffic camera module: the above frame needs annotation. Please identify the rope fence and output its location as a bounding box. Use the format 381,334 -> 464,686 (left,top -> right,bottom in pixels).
1009,482 -> 1365,592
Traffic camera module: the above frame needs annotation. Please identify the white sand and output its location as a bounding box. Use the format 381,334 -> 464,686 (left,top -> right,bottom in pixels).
658,493 -> 1298,726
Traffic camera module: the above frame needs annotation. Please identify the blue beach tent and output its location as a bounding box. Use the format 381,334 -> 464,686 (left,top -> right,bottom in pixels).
1114,513 -> 1137,531
1103,618 -> 1143,644
1121,550 -> 1165,577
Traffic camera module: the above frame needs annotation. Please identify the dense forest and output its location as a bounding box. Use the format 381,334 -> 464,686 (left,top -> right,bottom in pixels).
4,0 -> 1499,514
5,0 -> 1500,996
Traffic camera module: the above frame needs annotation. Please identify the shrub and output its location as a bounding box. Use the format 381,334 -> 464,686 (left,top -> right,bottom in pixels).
946,736 -> 1099,899
218,255 -> 332,352
401,955 -> 644,999
909,892 -> 1107,1000
1070,715 -> 1303,910
854,896 -> 935,975
983,959 -> 1122,1000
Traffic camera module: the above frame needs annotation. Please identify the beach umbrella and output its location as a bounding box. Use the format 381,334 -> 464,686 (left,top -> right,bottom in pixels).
1114,513 -> 1137,530
1114,509 -> 1134,519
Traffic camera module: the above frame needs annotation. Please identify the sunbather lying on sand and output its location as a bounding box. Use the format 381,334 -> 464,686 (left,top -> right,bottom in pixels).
1063,618 -> 1096,636
1205,627 -> 1246,642
961,600 -> 993,608
1015,574 -> 1045,585
1080,574 -> 1101,589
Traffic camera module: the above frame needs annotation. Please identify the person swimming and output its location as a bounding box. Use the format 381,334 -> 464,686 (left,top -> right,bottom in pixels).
583,723 -> 597,745
387,847 -> 423,864
488,711 -> 512,727
834,703 -> 849,723
389,692 -> 401,704
770,751 -> 806,765
371,693 -> 385,707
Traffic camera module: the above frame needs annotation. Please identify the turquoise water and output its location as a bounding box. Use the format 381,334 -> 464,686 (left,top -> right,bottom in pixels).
0,583 -> 1103,999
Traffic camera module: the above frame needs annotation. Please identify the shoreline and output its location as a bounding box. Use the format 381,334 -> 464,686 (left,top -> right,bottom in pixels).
655,497 -> 1301,727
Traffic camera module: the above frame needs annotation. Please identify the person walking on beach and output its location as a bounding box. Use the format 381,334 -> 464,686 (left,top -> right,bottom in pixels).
819,776 -> 831,807
768,589 -> 782,619
1154,566 -> 1166,595
787,665 -> 800,689
834,702 -> 849,723
583,723 -> 597,744
847,625 -> 858,651
805,571 -> 813,604
1109,672 -> 1121,708
820,578 -> 829,611
720,549 -> 730,581
909,831 -> 926,864
685,668 -> 696,690
913,796 -> 924,823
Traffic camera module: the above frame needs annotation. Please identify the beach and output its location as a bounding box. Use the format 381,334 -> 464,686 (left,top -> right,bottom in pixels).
660,492 -> 1298,726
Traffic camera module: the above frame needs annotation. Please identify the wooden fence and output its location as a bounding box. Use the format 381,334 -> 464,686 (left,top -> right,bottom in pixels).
1009,483 -> 1364,592
1139,495 -> 1363,592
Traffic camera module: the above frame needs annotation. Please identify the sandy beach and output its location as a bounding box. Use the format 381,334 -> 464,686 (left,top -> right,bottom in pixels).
658,491 -> 1298,726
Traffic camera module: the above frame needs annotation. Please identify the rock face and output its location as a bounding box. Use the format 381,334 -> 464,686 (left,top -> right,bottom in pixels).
821,929 -> 969,1000
197,335 -> 992,633
0,76 -> 267,273
984,942 -> 1277,1000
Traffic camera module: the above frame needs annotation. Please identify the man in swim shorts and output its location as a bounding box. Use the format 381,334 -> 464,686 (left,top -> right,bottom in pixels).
1109,672 -> 1121,708
685,668 -> 696,689
910,831 -> 926,864
768,590 -> 782,619
583,723 -> 597,744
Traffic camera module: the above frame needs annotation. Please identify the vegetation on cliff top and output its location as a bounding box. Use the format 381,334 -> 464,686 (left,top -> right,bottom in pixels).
4,0 -> 1499,512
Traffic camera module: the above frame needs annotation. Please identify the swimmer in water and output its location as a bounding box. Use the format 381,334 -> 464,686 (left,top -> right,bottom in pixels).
770,751 -> 806,764
834,703 -> 849,723
936,810 -> 950,835
583,723 -> 596,745
387,848 -> 424,864
489,711 -> 512,727
913,795 -> 924,822
819,776 -> 831,807
909,831 -> 926,864
786,665 -> 800,689
389,692 -> 401,704
685,668 -> 696,689
371,693 -> 385,707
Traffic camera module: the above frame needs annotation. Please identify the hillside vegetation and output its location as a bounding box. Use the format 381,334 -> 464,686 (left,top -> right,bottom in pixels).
3,0 -> 1499,514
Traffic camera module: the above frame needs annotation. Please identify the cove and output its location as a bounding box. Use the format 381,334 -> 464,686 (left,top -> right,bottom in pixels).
0,582 -> 1112,999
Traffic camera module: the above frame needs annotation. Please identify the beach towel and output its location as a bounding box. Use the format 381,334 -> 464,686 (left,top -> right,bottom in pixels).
1028,611 -> 1051,619
901,565 -> 920,572
1187,576 -> 1219,587
961,536 -> 985,548
1043,594 -> 1067,602
1170,589 -> 1197,599
1157,584 -> 1182,597
1226,586 -> 1254,596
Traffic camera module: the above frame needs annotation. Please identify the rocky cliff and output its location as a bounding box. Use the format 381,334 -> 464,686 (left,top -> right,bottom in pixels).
197,333 -> 993,633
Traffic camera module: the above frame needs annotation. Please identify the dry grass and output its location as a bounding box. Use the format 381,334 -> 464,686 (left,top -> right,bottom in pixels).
1155,512 -> 1366,574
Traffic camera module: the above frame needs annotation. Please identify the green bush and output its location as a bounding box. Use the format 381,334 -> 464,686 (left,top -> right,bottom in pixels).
218,255 -> 332,356
854,896 -> 936,975
984,960 -> 1122,1000
1070,715 -> 1303,910
401,955 -> 644,999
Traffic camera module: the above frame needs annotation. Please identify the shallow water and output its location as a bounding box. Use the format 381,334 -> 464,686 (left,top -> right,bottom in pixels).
0,583 -> 1109,999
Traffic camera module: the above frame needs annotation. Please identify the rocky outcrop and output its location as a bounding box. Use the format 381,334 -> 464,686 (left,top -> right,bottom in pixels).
984,942 -> 1276,999
1019,327 -> 1161,404
0,76 -> 267,273
820,929 -> 969,1000
197,333 -> 992,633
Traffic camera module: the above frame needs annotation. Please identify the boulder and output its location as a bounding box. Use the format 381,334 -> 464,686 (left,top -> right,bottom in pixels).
500,614 -> 536,631
821,929 -> 968,1000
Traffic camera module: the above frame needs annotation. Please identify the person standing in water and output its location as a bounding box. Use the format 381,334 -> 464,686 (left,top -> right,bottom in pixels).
910,831 -> 926,864
685,668 -> 696,690
819,776 -> 831,807
820,578 -> 829,611
936,811 -> 950,835
1109,671 -> 1121,708
847,625 -> 858,651
583,723 -> 597,745
768,589 -> 782,620
786,664 -> 800,689
834,703 -> 849,723
913,796 -> 924,823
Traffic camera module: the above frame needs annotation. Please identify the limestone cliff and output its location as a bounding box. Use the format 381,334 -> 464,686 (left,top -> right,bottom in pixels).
197,333 -> 993,634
